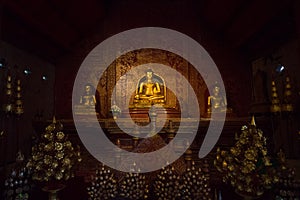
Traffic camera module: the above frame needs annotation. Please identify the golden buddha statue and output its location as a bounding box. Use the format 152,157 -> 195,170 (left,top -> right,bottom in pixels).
134,69 -> 166,106
74,84 -> 98,115
207,83 -> 229,113
80,84 -> 96,106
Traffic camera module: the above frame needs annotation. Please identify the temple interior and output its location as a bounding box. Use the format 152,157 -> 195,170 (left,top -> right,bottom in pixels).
0,0 -> 300,199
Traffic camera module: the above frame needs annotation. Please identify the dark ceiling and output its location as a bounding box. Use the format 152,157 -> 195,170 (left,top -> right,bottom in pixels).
0,0 -> 297,65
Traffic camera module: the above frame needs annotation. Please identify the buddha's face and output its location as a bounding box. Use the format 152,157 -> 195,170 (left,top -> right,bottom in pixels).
213,86 -> 220,96
146,71 -> 153,80
85,85 -> 91,94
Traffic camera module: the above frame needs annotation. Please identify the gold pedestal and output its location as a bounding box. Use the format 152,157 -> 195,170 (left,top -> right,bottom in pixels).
42,183 -> 66,200
73,105 -> 97,115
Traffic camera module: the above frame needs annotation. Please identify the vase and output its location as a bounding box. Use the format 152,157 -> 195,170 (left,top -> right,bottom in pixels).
42,182 -> 65,200
112,112 -> 120,119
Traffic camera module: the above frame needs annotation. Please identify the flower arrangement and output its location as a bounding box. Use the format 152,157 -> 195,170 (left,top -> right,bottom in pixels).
111,103 -> 121,114
181,161 -> 212,199
4,167 -> 32,200
119,162 -> 149,200
111,101 -> 121,119
87,164 -> 118,200
154,164 -> 181,200
214,117 -> 278,197
26,117 -> 81,183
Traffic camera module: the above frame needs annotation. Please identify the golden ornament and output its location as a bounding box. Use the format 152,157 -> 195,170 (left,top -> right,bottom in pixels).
64,141 -> 72,148
56,131 -> 65,140
44,132 -> 54,140
52,161 -> 58,168
63,158 -> 71,165
55,142 -> 63,151
55,172 -> 63,180
44,143 -> 53,151
56,151 -> 64,160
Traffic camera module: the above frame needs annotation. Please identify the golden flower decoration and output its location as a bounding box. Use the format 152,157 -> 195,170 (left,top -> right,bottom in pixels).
221,150 -> 227,157
52,160 -> 59,168
35,163 -> 42,170
239,138 -> 247,145
222,160 -> 228,168
55,142 -> 63,151
63,158 -> 71,166
45,124 -> 55,132
44,132 -> 54,140
56,131 -> 65,140
255,142 -> 262,148
56,151 -> 64,160
230,147 -> 238,156
262,149 -> 267,156
55,172 -> 63,180
242,161 -> 256,173
64,141 -> 72,148
43,155 -> 52,165
46,169 -> 54,177
44,143 -> 53,151
32,155 -> 38,161
27,117 -> 81,182
262,175 -> 272,186
216,154 -> 221,161
245,149 -> 256,161
228,165 -> 235,171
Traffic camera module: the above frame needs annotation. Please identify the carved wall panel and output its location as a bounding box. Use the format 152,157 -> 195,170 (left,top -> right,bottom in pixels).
96,48 -> 206,118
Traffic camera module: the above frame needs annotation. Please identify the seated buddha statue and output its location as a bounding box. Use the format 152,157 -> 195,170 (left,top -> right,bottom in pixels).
134,69 -> 166,106
207,83 -> 229,113
74,84 -> 98,115
80,84 -> 96,106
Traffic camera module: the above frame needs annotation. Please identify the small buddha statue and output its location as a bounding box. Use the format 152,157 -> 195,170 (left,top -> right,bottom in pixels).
80,84 -> 96,106
74,84 -> 98,115
207,83 -> 228,113
134,69 -> 165,106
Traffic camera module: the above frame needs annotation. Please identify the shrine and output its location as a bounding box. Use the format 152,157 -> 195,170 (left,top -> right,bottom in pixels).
1,1 -> 300,199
